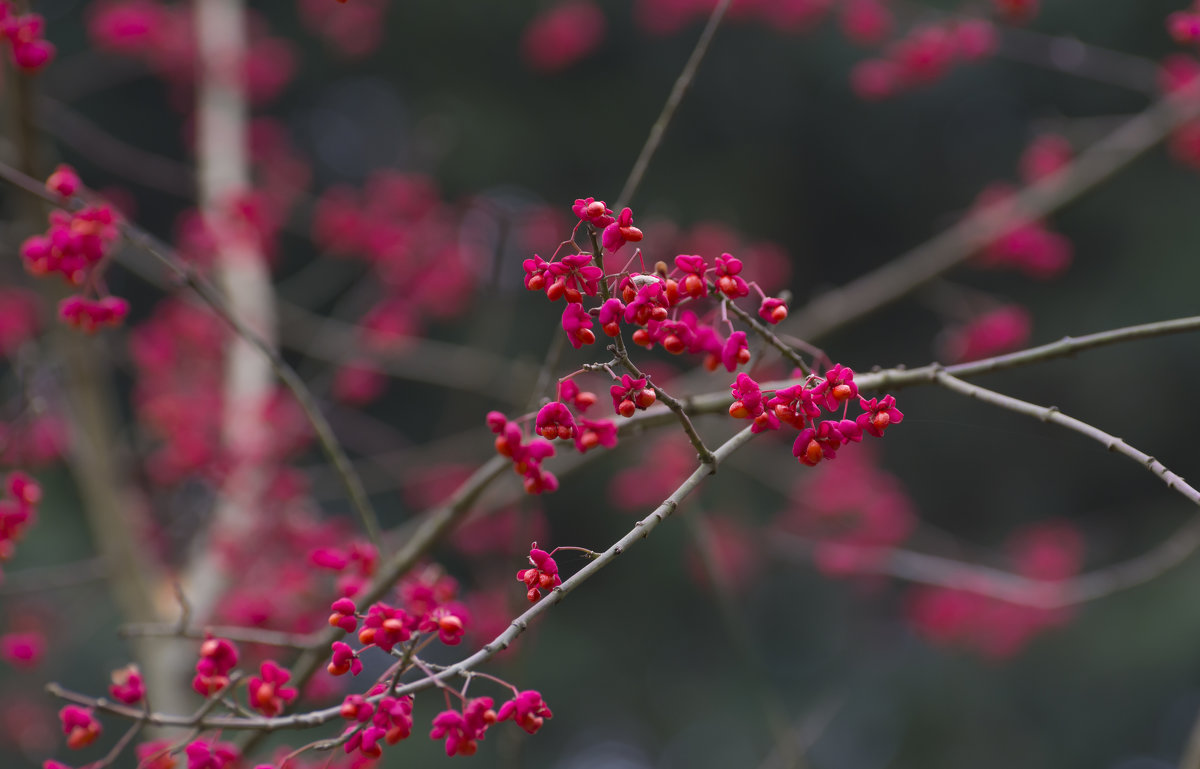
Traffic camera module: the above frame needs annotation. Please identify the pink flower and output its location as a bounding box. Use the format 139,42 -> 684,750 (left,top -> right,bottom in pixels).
535,401 -> 577,440
856,394 -> 904,437
597,297 -> 625,336
840,0 -> 892,46
517,544 -> 562,602
184,739 -> 238,769
46,165 -> 81,198
328,597 -> 359,633
59,705 -> 101,750
1019,134 -> 1072,183
192,636 -> 238,696
341,694 -> 375,723
109,664 -> 145,704
793,421 -> 852,466
247,660 -> 297,717
58,295 -> 130,333
758,296 -> 788,324
720,331 -> 751,372
571,197 -> 615,228
850,58 -> 900,100
343,724 -> 386,759
558,379 -> 598,411
521,1 -> 606,74
574,417 -> 618,453
0,631 -> 43,668
601,207 -> 643,253
714,253 -> 748,298
430,697 -> 496,757
327,640 -> 362,677
375,695 -> 414,744
561,302 -> 596,348
673,254 -> 709,299
419,605 -> 468,645
610,374 -> 656,418
358,603 -> 413,652
497,690 -> 554,734
812,364 -> 857,410
941,306 -> 1032,362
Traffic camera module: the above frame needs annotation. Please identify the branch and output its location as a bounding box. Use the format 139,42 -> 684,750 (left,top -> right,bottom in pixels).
786,94 -> 1200,341
615,0 -> 734,208
51,426 -> 760,732
0,158 -> 384,550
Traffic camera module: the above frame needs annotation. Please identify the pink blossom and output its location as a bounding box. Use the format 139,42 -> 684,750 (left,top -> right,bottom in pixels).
184,739 -> 238,769
714,253 -> 748,298
419,605 -> 468,645
601,207 -> 643,253
59,706 -> 100,750
856,394 -> 904,437
374,695 -> 414,744
497,690 -> 554,734
45,165 -> 81,198
812,364 -> 857,410
561,302 -> 596,349
521,1 -> 606,74
610,374 -> 656,417
571,196 -> 615,228
248,660 -> 297,717
758,296 -> 788,324
574,417 -> 618,453
0,632 -> 43,668
517,544 -> 562,602
358,603 -> 413,652
535,401 -> 577,440
430,697 -> 496,757
109,664 -> 145,704
327,640 -> 362,677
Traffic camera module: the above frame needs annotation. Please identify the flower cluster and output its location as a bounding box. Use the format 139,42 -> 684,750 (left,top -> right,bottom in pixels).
0,472 -> 40,573
726,366 -> 903,467
20,167 -> 130,333
516,544 -> 562,603
325,569 -> 470,675
850,20 -> 996,100
247,660 -> 298,717
431,697 -> 497,757
0,1 -> 55,71
192,636 -> 239,696
58,705 -> 101,750
522,198 -> 789,374
339,686 -> 415,759
487,411 -> 558,494
108,664 -> 146,704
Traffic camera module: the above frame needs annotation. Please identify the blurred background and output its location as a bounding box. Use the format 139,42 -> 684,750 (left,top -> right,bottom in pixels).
4,0 -> 1200,768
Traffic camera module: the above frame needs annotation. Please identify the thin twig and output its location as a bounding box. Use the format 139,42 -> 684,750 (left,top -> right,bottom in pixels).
0,158 -> 384,550
47,426 -> 759,732
724,297 -> 810,376
615,0 -> 734,209
118,623 -> 316,649
786,93 -> 1200,342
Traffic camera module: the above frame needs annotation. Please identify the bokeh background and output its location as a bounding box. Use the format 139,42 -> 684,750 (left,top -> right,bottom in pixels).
5,1 -> 1200,768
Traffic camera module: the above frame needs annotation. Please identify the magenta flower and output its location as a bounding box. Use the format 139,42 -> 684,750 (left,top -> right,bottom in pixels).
59,705 -> 100,750
575,417 -> 618,453
601,207 -> 643,253
340,694 -> 375,723
561,302 -> 596,349
535,401 -> 577,440
109,664 -> 145,704
720,331 -> 750,372
430,697 -> 496,757
343,724 -> 386,759
857,394 -> 904,437
58,295 -> 130,333
0,631 -> 43,668
420,605 -> 468,645
358,603 -> 413,652
598,297 -> 625,336
328,597 -> 359,633
571,196 -> 615,228
375,695 -> 415,744
192,636 -> 238,696
812,364 -> 858,411
610,374 -> 656,417
185,740 -> 238,769
767,384 -> 820,428
327,640 -> 362,677
46,164 -> 81,198
558,379 -> 598,411
518,544 -> 562,602
758,296 -> 788,324
544,253 -> 603,302
673,254 -> 709,298
793,421 -> 852,466
623,280 -> 669,325
497,690 -> 554,734
714,253 -> 748,298
248,660 -> 297,717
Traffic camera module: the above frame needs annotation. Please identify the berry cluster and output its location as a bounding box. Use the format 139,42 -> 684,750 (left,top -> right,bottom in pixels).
20,166 -> 129,333
0,0 -> 54,71
726,366 -> 903,466
0,472 -> 39,576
